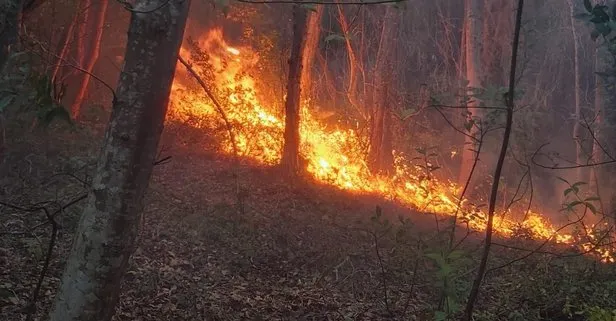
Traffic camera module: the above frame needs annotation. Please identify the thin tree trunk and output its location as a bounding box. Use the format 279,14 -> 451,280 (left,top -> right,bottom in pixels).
463,1 -> 523,319
589,48 -> 602,197
51,4 -> 80,81
0,0 -> 24,68
75,0 -> 90,68
368,6 -> 398,174
48,1 -> 190,320
70,0 -> 108,119
458,0 -> 483,186
568,0 -> 584,182
281,4 -> 309,175
300,5 -> 322,99
337,4 -> 366,120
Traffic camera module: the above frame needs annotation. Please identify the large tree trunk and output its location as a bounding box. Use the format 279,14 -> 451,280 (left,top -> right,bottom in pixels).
0,0 -> 24,68
281,4 -> 309,175
368,6 -> 399,174
300,5 -> 322,99
458,0 -> 483,186
48,1 -> 190,320
70,0 -> 108,119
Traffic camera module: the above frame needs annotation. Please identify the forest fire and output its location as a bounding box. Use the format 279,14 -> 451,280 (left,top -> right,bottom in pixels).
169,28 -> 614,263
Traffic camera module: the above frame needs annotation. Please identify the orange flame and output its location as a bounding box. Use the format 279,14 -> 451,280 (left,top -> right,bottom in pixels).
169,28 -> 614,263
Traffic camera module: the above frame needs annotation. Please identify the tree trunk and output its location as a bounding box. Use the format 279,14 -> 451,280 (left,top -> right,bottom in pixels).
70,0 -> 108,119
337,4 -> 366,120
300,5 -> 322,99
51,1 -> 82,82
281,4 -> 309,176
368,6 -> 399,174
594,15 -> 616,215
0,0 -> 24,68
568,0 -> 585,183
458,0 -> 483,186
48,1 -> 190,320
589,44 -> 603,197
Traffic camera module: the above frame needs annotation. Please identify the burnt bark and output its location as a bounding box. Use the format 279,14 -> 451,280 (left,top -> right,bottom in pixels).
48,1 -> 190,320
281,4 -> 309,175
368,6 -> 399,174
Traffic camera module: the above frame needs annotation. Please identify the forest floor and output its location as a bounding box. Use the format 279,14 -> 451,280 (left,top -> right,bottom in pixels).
1,115 -> 615,321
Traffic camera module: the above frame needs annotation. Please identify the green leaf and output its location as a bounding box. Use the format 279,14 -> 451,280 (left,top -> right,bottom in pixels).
584,0 -> 592,12
434,311 -> 447,321
0,95 -> 14,112
40,106 -> 72,126
448,249 -> 465,260
324,33 -> 345,43
585,202 -> 598,215
564,188 -> 574,197
574,12 -> 592,21
567,200 -> 583,209
301,3 -> 317,12
584,196 -> 601,202
556,176 -> 570,184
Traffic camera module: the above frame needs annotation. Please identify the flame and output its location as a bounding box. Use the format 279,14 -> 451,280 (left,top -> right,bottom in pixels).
169,28 -> 614,263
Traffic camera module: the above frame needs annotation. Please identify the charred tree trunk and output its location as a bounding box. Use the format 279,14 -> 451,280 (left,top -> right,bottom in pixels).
70,0 -> 108,119
48,1 -> 190,320
368,6 -> 399,174
458,0 -> 483,186
281,5 -> 309,176
300,5 -> 322,99
0,0 -> 24,68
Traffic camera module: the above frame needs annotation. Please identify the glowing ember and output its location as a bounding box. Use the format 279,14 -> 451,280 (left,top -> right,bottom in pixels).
226,47 -> 240,55
169,28 -> 614,263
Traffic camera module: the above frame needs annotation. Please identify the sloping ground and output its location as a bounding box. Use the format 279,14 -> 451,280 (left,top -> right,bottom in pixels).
1,121 -> 615,321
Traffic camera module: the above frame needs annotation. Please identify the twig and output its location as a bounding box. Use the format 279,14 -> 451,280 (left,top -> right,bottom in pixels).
371,228 -> 392,316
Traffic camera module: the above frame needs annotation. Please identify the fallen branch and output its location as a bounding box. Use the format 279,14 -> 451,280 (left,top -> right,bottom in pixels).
177,55 -> 238,156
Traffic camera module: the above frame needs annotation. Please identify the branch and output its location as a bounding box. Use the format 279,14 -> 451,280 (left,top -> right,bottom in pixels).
236,0 -> 407,4
177,55 -> 238,157
0,193 -> 88,320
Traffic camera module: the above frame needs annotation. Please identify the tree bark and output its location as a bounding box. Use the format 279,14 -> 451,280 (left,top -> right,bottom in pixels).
51,9 -> 78,82
300,5 -> 322,100
568,0 -> 585,183
281,4 -> 309,176
0,0 -> 24,68
593,7 -> 616,214
337,4 -> 366,120
368,6 -> 399,174
48,1 -> 190,320
70,0 -> 108,119
458,0 -> 483,186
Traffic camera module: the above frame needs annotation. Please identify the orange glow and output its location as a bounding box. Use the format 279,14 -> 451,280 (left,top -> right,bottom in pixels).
169,28 -> 614,263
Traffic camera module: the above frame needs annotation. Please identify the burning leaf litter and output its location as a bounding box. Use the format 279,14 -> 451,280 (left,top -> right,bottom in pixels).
169,28 -> 614,263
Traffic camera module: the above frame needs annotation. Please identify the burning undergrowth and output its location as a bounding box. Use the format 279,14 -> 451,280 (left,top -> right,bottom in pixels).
168,28 -> 614,263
